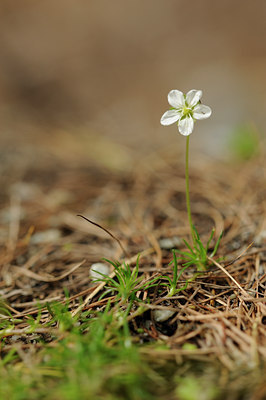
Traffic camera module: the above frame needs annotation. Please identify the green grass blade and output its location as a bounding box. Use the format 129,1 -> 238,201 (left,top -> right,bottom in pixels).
192,225 -> 200,240
182,239 -> 196,255
210,231 -> 223,257
205,228 -> 215,251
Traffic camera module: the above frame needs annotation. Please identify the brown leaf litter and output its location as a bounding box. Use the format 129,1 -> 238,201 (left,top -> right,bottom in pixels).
0,143 -> 265,371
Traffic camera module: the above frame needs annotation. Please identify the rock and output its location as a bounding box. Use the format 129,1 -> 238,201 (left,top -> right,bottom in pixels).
89,262 -> 110,281
30,229 -> 61,244
10,182 -> 41,201
153,309 -> 175,322
159,236 -> 182,249
254,230 -> 266,246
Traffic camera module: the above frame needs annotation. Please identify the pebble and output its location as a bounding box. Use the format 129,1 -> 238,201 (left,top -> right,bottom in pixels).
254,230 -> 266,246
30,229 -> 61,244
89,262 -> 110,281
159,236 -> 182,249
10,182 -> 41,201
153,309 -> 175,322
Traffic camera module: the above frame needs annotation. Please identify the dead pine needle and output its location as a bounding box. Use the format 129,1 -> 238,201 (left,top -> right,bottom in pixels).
77,214 -> 129,258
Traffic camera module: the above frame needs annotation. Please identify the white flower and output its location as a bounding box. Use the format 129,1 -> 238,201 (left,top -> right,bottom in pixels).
160,89 -> 212,136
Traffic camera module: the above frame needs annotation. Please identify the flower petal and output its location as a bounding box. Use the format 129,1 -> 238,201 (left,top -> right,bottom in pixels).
160,109 -> 181,126
167,90 -> 185,109
193,104 -> 212,120
186,90 -> 202,107
178,116 -> 194,136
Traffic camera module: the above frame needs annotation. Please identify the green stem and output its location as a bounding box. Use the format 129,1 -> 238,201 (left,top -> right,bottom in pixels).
185,136 -> 195,245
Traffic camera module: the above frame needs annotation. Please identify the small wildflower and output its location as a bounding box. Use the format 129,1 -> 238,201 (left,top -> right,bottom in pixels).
160,89 -> 212,136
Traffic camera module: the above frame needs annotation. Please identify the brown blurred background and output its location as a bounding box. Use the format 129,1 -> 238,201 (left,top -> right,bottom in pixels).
0,0 -> 265,160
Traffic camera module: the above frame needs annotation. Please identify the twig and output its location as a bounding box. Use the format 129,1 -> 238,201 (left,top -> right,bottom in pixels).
77,214 -> 129,257
208,256 -> 252,299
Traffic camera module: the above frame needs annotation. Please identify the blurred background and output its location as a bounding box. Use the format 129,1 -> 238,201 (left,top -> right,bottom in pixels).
0,0 -> 265,163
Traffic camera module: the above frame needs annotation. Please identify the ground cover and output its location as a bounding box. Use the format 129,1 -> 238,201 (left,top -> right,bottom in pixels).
0,138 -> 265,399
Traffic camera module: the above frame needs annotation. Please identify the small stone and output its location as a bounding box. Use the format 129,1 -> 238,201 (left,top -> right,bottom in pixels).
30,229 -> 61,244
89,263 -> 110,281
9,335 -> 20,342
254,230 -> 266,246
10,182 -> 41,201
45,189 -> 75,208
153,309 -> 175,322
159,236 -> 182,249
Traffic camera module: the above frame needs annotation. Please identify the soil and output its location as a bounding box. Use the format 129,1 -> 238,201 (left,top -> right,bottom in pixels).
0,135 -> 265,381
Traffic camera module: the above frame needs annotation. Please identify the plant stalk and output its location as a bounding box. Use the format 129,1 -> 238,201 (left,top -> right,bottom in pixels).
185,136 -> 195,246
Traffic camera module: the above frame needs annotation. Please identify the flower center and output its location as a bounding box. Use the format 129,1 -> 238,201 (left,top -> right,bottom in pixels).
182,106 -> 192,118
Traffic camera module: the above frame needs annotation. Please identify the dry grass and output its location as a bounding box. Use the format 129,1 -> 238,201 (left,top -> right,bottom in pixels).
0,140 -> 265,376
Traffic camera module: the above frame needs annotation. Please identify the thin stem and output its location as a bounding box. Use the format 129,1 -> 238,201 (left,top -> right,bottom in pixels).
185,136 -> 195,245
172,250 -> 178,286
